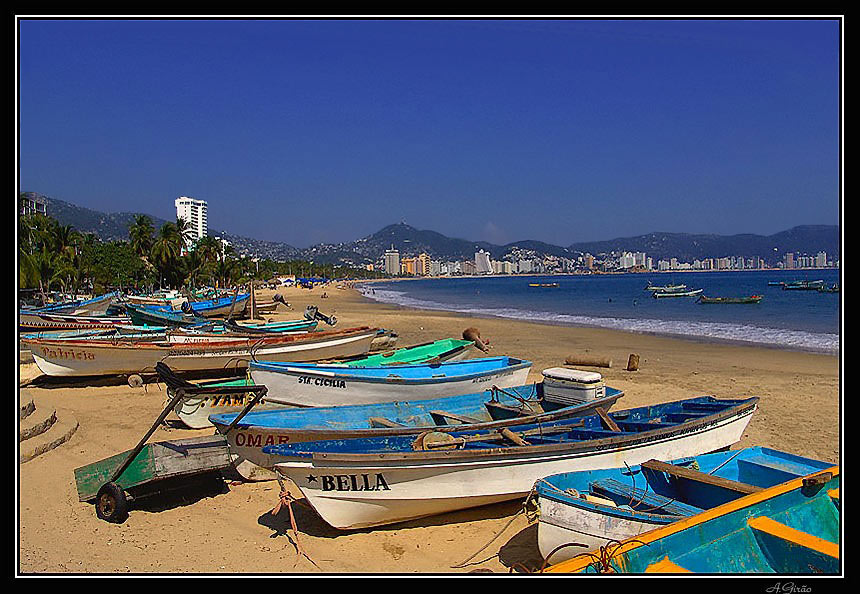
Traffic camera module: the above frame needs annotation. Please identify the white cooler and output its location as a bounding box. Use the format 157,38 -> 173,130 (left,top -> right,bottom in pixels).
542,367 -> 605,406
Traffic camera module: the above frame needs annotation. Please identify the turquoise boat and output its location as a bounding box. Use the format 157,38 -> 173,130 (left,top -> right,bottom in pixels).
534,447 -> 833,564
544,466 -> 839,574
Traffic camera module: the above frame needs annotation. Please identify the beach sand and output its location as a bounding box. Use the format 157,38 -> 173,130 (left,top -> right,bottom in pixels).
18,284 -> 840,574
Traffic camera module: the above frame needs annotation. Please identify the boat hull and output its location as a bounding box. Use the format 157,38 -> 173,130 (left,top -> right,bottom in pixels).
248,360 -> 532,408
23,327 -> 378,377
274,404 -> 755,530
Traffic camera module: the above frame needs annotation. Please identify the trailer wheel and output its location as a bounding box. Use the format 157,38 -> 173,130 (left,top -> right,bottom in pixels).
127,374 -> 144,388
95,482 -> 129,523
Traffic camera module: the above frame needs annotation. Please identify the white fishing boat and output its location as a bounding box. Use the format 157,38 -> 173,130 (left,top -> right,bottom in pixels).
21,326 -> 379,377
246,357 -> 532,408
265,396 -> 758,530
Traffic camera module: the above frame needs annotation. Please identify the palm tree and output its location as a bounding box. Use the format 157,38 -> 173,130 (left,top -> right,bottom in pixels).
128,215 -> 155,259
175,217 -> 195,252
150,222 -> 182,288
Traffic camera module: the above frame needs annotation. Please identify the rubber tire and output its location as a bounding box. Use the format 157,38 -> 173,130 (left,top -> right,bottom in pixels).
127,374 -> 144,388
95,482 -> 129,524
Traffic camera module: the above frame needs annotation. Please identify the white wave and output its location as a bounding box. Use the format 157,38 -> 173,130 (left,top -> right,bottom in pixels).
359,286 -> 839,354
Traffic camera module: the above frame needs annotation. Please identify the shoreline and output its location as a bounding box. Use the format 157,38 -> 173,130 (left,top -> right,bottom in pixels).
19,284 -> 841,573
355,280 -> 839,357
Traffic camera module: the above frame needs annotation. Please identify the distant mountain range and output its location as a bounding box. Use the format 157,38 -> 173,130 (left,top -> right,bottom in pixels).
23,192 -> 839,266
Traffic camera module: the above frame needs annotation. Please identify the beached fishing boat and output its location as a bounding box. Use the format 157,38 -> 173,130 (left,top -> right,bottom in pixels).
263,395 -> 758,530
161,339 -> 482,428
125,291 -> 187,309
21,326 -> 379,377
21,291 -> 119,316
652,288 -> 703,298
533,446 -> 832,563
697,295 -> 763,304
152,293 -> 251,317
19,311 -> 133,333
124,303 -> 208,327
542,466 -> 839,574
207,377 -> 623,468
246,356 -> 532,408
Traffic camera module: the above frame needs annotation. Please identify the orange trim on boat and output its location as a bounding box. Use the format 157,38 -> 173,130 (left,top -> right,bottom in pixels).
543,466 -> 839,573
644,556 -> 692,573
747,516 -> 839,559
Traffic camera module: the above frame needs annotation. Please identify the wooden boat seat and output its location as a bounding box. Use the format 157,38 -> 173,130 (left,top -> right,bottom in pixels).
484,400 -> 543,419
589,478 -> 705,517
747,516 -> 839,559
429,410 -> 485,425
367,417 -> 407,428
596,408 -> 622,431
614,420 -> 676,432
641,459 -> 764,495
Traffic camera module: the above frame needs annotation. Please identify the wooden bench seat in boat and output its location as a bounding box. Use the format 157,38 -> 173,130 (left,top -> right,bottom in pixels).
641,459 -> 763,495
736,454 -> 828,485
368,417 -> 407,428
589,478 -> 705,517
484,400 -> 543,419
429,410 -> 484,425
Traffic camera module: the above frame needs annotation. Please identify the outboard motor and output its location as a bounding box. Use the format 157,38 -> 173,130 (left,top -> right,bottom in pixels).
304,305 -> 337,326
180,301 -> 193,314
272,293 -> 290,307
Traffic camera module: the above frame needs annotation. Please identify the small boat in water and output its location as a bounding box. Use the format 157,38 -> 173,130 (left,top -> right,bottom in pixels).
533,446 -> 832,564
652,288 -> 703,298
542,466 -> 839,574
818,284 -> 839,293
645,283 -> 687,292
263,395 -> 758,530
529,283 -> 559,288
697,295 -> 762,304
782,280 -> 825,291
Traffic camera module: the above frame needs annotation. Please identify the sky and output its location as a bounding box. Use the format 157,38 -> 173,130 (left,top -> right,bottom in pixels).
18,18 -> 841,248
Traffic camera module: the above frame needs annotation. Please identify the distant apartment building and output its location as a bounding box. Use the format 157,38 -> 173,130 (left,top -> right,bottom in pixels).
475,250 -> 492,274
175,196 -> 208,247
783,252 -> 795,269
383,247 -> 400,276
20,193 -> 47,217
417,253 -> 432,276
462,260 -> 477,275
816,252 -> 828,268
400,257 -> 418,276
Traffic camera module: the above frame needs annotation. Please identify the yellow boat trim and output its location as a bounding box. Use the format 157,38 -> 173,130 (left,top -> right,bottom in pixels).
544,466 -> 839,573
828,488 -> 839,501
747,516 -> 839,559
645,556 -> 692,573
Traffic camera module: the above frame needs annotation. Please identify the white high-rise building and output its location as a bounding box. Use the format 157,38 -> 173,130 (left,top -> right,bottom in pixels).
175,196 -> 208,247
383,246 -> 401,276
475,250 -> 492,274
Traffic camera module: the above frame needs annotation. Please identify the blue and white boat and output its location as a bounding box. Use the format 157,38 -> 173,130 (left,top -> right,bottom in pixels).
246,356 -> 533,408
544,465 -> 839,574
209,379 -> 623,469
263,395 -> 758,530
166,293 -> 250,317
533,446 -> 834,563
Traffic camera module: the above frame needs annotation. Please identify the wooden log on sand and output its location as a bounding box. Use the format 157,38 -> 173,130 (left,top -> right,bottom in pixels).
463,327 -> 490,352
564,353 -> 612,368
626,353 -> 640,371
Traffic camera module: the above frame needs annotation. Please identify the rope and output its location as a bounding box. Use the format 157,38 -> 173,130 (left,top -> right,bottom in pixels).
272,475 -> 321,570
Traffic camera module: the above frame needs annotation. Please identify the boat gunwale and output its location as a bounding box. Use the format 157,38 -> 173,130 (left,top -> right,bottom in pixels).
21,326 -> 378,351
210,387 -> 625,437
268,397 -> 759,464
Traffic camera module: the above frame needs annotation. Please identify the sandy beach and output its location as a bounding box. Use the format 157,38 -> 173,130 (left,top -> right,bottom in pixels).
18,283 -> 841,574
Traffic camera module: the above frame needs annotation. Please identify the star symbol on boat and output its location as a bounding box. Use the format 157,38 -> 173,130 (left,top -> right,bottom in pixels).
306,474 -> 318,483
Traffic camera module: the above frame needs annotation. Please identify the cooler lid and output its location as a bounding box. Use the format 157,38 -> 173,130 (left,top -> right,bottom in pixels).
542,367 -> 602,383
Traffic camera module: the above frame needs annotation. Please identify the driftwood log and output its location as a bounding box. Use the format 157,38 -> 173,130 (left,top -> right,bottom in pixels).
564,353 -> 612,368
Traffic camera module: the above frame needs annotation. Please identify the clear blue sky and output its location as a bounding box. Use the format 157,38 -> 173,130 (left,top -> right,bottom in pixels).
18,18 -> 841,248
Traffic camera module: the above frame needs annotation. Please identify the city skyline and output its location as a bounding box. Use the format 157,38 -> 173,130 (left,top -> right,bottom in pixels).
19,18 -> 841,248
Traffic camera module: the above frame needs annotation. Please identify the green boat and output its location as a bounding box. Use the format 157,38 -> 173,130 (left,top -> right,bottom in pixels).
161,338 -> 480,428
698,295 -> 763,304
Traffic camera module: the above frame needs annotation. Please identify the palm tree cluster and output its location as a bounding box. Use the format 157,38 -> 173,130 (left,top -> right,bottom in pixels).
128,215 -> 242,289
19,212 -> 95,302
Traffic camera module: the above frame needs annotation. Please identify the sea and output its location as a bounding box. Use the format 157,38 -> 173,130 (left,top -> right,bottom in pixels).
360,270 -> 841,355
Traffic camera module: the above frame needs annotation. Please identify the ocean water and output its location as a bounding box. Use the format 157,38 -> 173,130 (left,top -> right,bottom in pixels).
361,270 -> 841,354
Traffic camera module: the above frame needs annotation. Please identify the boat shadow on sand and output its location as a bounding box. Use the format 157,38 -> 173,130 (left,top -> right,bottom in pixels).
256,497 -> 545,570
20,368 -> 245,390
